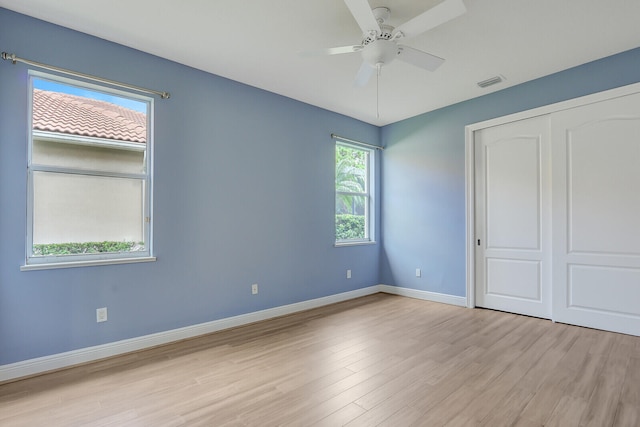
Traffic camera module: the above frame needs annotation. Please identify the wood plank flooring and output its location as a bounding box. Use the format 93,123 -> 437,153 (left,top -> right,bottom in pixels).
1,293 -> 638,426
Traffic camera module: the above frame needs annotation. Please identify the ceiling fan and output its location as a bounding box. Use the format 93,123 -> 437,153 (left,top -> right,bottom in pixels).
310,0 -> 467,87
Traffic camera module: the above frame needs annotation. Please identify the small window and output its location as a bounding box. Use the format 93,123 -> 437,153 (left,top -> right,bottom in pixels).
24,72 -> 153,268
335,141 -> 374,244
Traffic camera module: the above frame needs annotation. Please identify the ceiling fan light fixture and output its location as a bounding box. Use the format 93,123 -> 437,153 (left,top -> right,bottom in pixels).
361,39 -> 399,68
477,75 -> 506,88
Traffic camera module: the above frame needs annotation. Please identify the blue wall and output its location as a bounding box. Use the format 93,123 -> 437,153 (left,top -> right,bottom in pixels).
380,47 -> 640,297
0,9 -> 381,365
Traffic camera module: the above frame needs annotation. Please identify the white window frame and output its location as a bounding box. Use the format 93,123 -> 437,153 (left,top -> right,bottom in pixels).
22,71 -> 155,270
335,141 -> 376,246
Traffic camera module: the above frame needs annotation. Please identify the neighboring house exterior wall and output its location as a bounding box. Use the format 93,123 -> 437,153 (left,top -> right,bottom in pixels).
32,138 -> 145,244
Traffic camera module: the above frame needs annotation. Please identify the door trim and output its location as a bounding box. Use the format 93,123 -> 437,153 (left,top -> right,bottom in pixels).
465,81 -> 640,309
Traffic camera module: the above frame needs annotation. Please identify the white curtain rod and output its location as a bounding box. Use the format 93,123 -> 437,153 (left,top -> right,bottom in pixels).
1,52 -> 170,99
332,133 -> 384,150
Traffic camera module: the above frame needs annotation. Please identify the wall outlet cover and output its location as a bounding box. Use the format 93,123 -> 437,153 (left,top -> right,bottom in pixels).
96,307 -> 108,323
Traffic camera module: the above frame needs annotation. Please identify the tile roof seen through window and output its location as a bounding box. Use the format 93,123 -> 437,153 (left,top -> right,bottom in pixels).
32,89 -> 147,143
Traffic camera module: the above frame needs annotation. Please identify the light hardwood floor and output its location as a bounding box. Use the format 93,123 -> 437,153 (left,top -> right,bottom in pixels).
1,293 -> 638,426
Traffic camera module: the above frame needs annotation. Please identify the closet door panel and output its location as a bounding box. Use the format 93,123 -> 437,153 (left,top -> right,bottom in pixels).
552,92 -> 640,336
475,116 -> 552,319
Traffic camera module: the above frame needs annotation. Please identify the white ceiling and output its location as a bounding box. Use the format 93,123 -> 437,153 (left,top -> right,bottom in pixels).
2,0 -> 640,126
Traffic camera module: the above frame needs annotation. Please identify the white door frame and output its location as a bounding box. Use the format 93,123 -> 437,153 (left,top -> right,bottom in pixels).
465,81 -> 640,309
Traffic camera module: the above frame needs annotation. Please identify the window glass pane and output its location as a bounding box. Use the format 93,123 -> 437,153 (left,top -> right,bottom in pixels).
336,145 -> 368,194
336,194 -> 367,216
336,194 -> 367,240
32,171 -> 145,256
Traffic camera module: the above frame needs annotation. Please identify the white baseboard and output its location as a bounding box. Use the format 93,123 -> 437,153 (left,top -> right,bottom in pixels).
379,284 -> 467,307
1,284 -> 466,383
0,286 -> 380,383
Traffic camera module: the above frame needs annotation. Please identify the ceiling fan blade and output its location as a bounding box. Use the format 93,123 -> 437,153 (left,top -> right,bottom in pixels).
344,0 -> 381,35
393,0 -> 466,40
354,62 -> 375,87
397,45 -> 445,71
299,45 -> 363,57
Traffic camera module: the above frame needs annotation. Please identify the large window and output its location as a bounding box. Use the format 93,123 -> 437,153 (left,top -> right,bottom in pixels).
335,141 -> 374,244
24,72 -> 154,269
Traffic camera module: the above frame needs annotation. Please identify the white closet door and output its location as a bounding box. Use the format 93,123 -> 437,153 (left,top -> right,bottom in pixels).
475,116 -> 552,319
552,92 -> 640,336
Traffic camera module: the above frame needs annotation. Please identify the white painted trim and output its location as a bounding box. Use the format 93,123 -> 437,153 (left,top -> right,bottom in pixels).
21,256 -> 157,271
334,241 -> 376,247
465,125 -> 476,309
379,285 -> 467,307
0,286 -> 380,383
464,81 -> 640,311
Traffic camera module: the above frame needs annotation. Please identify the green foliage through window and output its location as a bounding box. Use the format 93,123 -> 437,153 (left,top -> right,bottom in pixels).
33,241 -> 143,256
336,214 -> 365,240
335,145 -> 366,215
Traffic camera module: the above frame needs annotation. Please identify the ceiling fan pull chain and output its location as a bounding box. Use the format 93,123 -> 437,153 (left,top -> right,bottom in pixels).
376,63 -> 381,119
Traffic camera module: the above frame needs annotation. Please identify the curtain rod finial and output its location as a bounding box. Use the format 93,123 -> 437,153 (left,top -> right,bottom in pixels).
1,52 -> 17,64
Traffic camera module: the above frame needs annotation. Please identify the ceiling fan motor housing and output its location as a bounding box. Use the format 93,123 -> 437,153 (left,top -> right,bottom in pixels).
362,24 -> 394,45
362,7 -> 394,45
360,7 -> 399,68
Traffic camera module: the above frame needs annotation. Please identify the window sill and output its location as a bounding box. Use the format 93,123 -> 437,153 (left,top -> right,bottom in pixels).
20,256 -> 157,271
334,241 -> 376,248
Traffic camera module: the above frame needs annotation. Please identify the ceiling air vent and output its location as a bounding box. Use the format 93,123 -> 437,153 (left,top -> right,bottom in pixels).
477,75 -> 505,88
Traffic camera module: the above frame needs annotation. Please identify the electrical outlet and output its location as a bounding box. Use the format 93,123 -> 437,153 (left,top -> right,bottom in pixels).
416,268 -> 421,278
96,307 -> 108,323
252,283 -> 258,295
346,269 -> 351,279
